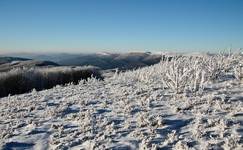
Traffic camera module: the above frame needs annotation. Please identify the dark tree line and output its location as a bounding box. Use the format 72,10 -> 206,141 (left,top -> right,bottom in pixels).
0,66 -> 102,98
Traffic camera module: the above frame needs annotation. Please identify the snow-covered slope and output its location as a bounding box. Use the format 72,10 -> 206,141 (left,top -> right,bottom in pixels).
0,54 -> 243,150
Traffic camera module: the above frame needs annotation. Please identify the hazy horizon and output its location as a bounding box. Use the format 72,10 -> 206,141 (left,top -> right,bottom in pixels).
0,0 -> 243,53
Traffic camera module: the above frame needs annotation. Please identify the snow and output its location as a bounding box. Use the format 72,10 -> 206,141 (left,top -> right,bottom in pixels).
0,54 -> 243,149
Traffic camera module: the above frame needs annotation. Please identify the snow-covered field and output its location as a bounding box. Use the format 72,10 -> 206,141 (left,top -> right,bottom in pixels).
0,53 -> 243,150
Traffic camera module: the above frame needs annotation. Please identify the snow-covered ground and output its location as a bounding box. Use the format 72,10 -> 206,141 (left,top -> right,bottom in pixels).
0,54 -> 243,150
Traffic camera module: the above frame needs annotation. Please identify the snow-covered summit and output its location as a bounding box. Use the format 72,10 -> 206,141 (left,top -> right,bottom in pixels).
0,54 -> 242,149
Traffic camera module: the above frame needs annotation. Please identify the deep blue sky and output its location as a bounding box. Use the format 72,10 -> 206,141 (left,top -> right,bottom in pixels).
0,0 -> 242,53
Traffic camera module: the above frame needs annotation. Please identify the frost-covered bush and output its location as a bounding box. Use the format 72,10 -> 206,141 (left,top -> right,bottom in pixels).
0,66 -> 102,97
113,53 -> 242,94
233,56 -> 243,81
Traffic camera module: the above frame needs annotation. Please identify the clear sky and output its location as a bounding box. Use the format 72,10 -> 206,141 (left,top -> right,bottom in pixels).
0,0 -> 242,53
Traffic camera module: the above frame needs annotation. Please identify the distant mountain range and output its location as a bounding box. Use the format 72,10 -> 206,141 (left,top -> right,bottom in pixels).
1,52 -> 163,70
0,57 -> 59,72
0,57 -> 30,65
0,52 -> 161,72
